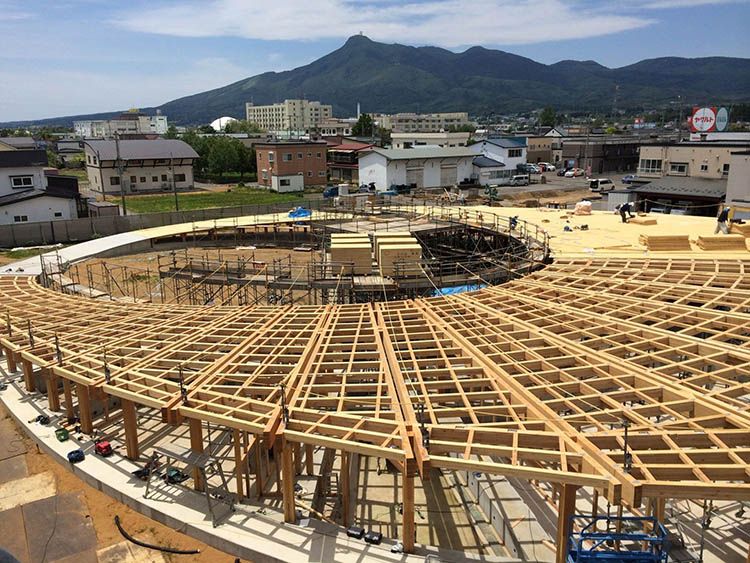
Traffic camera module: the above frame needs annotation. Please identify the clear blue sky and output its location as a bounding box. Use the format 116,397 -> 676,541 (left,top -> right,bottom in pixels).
1,0 -> 748,121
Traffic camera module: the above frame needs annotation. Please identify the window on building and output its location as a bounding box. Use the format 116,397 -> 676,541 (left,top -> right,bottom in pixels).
318,171 -> 326,177
174,173 -> 186,182
10,176 -> 34,189
262,171 -> 268,180
700,163 -> 708,172
307,152 -> 312,157
307,171 -> 313,177
280,179 -> 291,186
722,163 -> 730,176
639,159 -> 662,173
317,152 -> 322,158
13,216 -> 28,223
268,152 -> 275,162
161,174 -> 167,182
87,155 -> 91,164
140,176 -> 146,183
669,162 -> 688,175
297,152 -> 303,159
110,177 -> 120,185
152,176 -> 158,182
155,159 -> 168,164
130,175 -> 137,183
283,153 -> 293,161
93,156 -> 97,165
54,212 -> 62,217
508,149 -> 522,158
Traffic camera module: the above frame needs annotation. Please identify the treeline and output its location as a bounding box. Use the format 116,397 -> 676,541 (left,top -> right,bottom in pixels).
180,131 -> 257,182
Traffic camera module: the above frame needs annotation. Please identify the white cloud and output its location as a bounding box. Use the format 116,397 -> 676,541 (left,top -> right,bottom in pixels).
0,57 -> 254,122
638,0 -> 744,8
113,0 -> 654,47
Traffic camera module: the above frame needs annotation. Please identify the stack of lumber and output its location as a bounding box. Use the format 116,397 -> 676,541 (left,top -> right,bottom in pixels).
628,216 -> 657,226
638,234 -> 691,251
372,231 -> 412,256
696,235 -> 749,251
730,223 -> 750,237
330,234 -> 372,274
378,234 -> 422,277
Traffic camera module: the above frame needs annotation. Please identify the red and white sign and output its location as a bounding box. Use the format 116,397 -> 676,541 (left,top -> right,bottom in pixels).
689,107 -> 717,132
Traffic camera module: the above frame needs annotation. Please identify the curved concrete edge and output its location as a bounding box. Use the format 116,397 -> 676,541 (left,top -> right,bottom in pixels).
0,365 -> 519,563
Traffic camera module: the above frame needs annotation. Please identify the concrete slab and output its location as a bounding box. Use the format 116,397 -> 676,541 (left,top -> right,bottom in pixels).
96,540 -> 166,563
22,491 -> 97,563
0,415 -> 27,461
0,471 -> 56,512
0,456 -> 28,484
0,506 -> 30,563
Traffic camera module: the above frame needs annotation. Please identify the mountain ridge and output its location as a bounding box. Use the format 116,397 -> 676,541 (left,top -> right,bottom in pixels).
4,35 -> 749,127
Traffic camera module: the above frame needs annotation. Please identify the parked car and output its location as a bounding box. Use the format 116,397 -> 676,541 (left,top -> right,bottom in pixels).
589,178 -> 615,192
564,168 -> 584,177
527,164 -> 541,174
538,162 -> 556,172
510,174 -> 530,186
621,174 -> 639,184
557,168 -> 568,177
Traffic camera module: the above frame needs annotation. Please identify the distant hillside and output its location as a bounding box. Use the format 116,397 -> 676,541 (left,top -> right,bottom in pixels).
5,35 -> 750,127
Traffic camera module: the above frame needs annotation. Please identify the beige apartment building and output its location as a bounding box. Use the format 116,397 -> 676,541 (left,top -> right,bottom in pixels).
84,139 -> 198,195
638,142 -> 750,180
375,112 -> 472,133
245,99 -> 333,132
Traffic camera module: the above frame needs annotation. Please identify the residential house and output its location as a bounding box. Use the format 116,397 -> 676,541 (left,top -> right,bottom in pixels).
519,135 -> 553,164
358,147 -> 477,190
255,141 -> 328,191
608,176 -> 726,217
472,155 -> 508,186
74,111 -> 168,138
561,137 -> 641,174
0,137 -> 37,150
391,132 -> 471,149
0,149 -> 81,225
469,137 -> 527,171
327,139 -> 373,184
83,139 -> 198,195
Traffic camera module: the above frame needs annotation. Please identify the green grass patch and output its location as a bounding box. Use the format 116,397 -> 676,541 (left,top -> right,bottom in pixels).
124,187 -> 305,214
0,246 -> 62,259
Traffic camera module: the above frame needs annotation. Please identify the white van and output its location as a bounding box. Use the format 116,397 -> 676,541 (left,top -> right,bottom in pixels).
589,178 -> 614,192
510,174 -> 530,186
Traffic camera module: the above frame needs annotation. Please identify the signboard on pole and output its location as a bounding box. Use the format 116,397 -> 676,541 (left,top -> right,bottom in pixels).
689,106 -> 730,132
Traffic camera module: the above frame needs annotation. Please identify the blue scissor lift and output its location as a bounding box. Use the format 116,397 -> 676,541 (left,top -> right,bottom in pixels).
567,515 -> 670,562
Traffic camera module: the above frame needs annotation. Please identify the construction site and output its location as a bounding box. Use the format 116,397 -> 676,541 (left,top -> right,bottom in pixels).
0,203 -> 749,563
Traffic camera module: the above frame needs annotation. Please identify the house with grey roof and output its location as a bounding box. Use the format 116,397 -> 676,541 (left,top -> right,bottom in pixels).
606,176 -> 727,217
358,147 -> 478,190
469,137 -> 527,171
83,139 -> 198,195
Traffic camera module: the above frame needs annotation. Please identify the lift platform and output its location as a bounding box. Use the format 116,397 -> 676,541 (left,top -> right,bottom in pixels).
567,515 -> 670,562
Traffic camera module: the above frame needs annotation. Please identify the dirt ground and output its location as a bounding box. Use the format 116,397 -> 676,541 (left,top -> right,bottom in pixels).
0,402 -> 236,562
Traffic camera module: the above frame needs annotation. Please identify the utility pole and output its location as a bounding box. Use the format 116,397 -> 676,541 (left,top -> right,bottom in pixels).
170,152 -> 179,211
114,132 -> 127,216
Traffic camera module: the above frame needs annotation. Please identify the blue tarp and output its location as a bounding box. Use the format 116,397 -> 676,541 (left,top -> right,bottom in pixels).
433,284 -> 485,296
288,207 -> 312,219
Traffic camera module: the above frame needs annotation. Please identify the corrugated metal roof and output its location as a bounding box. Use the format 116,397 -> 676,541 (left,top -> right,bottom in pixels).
472,156 -> 505,168
0,149 -> 47,168
628,176 -> 727,198
0,189 -> 74,207
476,137 -> 528,149
363,147 -> 476,160
84,140 -> 198,161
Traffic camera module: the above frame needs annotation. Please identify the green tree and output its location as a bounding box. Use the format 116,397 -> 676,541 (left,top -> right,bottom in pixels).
207,136 -> 241,179
164,125 -> 179,139
539,107 -> 556,127
352,114 -> 375,137
224,119 -> 264,134
236,144 -> 256,179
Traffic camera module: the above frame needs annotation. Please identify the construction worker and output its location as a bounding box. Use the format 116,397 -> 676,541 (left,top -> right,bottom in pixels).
715,206 -> 731,234
618,202 -> 635,223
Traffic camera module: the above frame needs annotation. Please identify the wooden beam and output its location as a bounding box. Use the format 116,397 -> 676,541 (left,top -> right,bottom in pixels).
255,437 -> 265,499
188,417 -> 204,492
341,450 -> 351,527
76,382 -> 93,434
282,437 -> 296,523
305,443 -> 314,475
555,484 -> 579,563
121,399 -> 139,460
4,347 -> 16,374
403,471 -> 415,554
21,359 -> 34,392
293,442 -> 302,476
44,368 -> 60,412
62,377 -> 74,421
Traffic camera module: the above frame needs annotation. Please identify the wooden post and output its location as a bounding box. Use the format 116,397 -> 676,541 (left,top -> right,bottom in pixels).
555,484 -> 579,563
44,369 -> 60,412
293,442 -> 302,475
653,497 -> 666,523
282,438 -> 296,523
402,471 -> 415,553
62,378 -> 74,421
4,348 -> 16,373
305,443 -> 314,475
233,429 -> 244,500
255,438 -> 265,499
121,399 -> 139,460
273,439 -> 282,494
21,359 -> 34,392
188,418 -> 204,492
341,451 -> 351,527
76,382 -> 93,434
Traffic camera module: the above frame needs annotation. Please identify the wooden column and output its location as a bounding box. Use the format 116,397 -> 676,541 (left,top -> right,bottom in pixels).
76,382 -> 93,434
233,429 -> 244,501
44,369 -> 60,412
305,443 -> 315,475
273,439 -> 282,493
341,451 -> 351,527
21,359 -> 34,392
293,442 -> 302,475
188,418 -> 204,492
62,378 -> 74,421
4,347 -> 17,373
653,497 -> 666,523
555,484 -> 579,563
402,471 -> 415,553
255,438 -> 265,499
281,438 -> 296,523
121,399 -> 139,460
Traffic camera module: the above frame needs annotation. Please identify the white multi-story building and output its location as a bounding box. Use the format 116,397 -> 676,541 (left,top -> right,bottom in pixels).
374,112 -> 472,133
74,111 -> 169,139
391,132 -> 471,149
469,138 -> 528,170
245,99 -> 333,132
